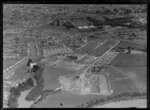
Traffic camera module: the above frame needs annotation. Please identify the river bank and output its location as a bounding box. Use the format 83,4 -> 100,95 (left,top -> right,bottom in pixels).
75,92 -> 146,108
93,98 -> 146,108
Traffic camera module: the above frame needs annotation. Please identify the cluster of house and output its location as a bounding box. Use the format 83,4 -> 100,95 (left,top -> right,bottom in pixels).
3,53 -> 20,60
3,46 -> 21,60
3,43 -> 28,60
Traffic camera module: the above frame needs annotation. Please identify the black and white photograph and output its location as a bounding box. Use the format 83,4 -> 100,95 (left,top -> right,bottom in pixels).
3,4 -> 147,108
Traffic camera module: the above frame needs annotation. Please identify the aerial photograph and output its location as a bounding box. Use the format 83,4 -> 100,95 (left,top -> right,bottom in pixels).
3,4 -> 147,108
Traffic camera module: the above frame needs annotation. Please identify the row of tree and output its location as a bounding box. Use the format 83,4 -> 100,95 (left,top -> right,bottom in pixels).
4,5 -> 147,28
86,15 -> 146,30
77,5 -> 147,15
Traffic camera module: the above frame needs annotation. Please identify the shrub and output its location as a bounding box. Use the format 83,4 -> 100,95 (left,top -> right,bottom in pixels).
26,78 -> 34,87
9,87 -> 21,97
7,97 -> 18,108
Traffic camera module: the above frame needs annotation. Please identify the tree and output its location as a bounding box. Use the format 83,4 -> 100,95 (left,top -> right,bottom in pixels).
62,21 -> 75,30
7,97 -> 18,108
130,32 -> 137,40
127,46 -> 132,54
18,83 -> 23,91
13,36 -> 20,45
124,8 -> 132,15
96,10 -> 101,14
144,48 -> 147,52
56,19 -> 60,26
21,81 -> 27,91
88,23 -> 92,26
10,87 -> 17,93
113,8 -> 118,14
10,87 -> 21,96
26,78 -> 34,87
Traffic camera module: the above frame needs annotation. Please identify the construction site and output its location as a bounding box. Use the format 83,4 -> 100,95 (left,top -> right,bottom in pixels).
57,39 -> 120,96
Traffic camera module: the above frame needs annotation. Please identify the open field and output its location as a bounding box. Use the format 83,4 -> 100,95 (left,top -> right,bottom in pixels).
111,53 -> 147,68
115,40 -> 147,50
111,66 -> 146,93
43,65 -> 77,90
110,53 -> 147,94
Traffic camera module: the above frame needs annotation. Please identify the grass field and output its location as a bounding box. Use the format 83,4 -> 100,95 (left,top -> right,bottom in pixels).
110,53 -> 147,94
115,41 -> 147,51
111,53 -> 147,68
43,64 -> 77,90
92,53 -> 146,97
